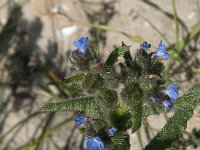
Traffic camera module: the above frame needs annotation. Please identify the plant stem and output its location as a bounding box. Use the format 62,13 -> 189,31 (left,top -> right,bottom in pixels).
172,0 -> 180,51
137,129 -> 144,149
34,113 -> 55,150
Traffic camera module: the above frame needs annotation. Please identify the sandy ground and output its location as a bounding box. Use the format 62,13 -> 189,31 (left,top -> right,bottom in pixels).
0,0 -> 200,149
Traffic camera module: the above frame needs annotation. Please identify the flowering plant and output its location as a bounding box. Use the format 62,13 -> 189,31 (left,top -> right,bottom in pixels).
42,37 -> 200,150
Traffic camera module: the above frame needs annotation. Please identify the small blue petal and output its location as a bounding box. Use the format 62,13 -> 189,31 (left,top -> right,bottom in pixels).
152,40 -> 170,60
163,100 -> 173,110
157,40 -> 167,53
74,114 -> 86,127
108,127 -> 118,137
73,37 -> 88,54
86,139 -> 93,149
163,83 -> 179,101
86,137 -> 105,150
140,41 -> 151,51
155,52 -> 170,60
73,41 -> 82,50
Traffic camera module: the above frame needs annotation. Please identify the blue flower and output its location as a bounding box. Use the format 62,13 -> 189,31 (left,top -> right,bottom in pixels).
163,83 -> 179,102
73,37 -> 89,54
152,40 -> 170,60
108,127 -> 118,137
140,41 -> 151,51
86,136 -> 105,150
163,100 -> 173,110
74,114 -> 86,126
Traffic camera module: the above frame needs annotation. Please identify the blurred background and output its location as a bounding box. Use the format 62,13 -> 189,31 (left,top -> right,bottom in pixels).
0,0 -> 200,149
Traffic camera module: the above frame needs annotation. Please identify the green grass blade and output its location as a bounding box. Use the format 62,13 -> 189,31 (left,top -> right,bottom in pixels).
144,83 -> 200,150
90,24 -> 144,44
58,12 -> 145,44
168,23 -> 200,60
169,23 -> 200,52
172,0 -> 180,50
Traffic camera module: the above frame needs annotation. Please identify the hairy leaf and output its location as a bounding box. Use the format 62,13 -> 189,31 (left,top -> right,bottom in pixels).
110,131 -> 130,150
130,101 -> 142,132
123,44 -> 134,68
105,44 -> 130,67
64,73 -> 85,84
142,103 -> 165,119
144,83 -> 200,150
42,96 -> 105,119
99,88 -> 118,106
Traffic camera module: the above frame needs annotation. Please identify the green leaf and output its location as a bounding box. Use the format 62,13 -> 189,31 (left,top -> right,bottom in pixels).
105,44 -> 130,67
121,83 -> 143,107
123,46 -> 134,68
42,96 -> 105,119
110,131 -> 130,150
110,110 -> 131,130
93,47 -> 101,58
142,103 -> 165,119
83,72 -> 104,93
99,88 -> 118,106
144,83 -> 200,150
130,101 -> 142,133
64,73 -> 85,84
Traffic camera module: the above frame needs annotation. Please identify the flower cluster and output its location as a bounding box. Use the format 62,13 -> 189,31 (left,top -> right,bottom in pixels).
140,40 -> 179,110
74,114 -> 118,150
71,37 -> 179,150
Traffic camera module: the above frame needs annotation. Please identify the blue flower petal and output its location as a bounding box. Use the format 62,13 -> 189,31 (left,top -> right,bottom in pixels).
170,83 -> 178,91
73,37 -> 88,54
73,40 -> 81,49
152,40 -> 170,60
74,114 -> 86,126
157,40 -> 167,53
163,100 -> 173,110
140,41 -> 151,51
86,138 -> 94,149
163,83 -> 179,101
86,137 -> 105,150
80,37 -> 88,45
108,127 -> 118,137
155,52 -> 170,60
